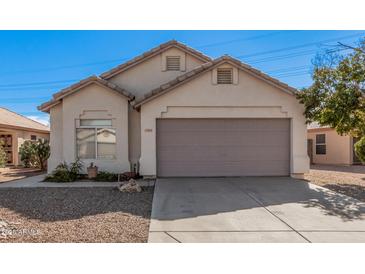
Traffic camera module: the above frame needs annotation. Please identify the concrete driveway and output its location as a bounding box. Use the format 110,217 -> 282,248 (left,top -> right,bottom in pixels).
148,177 -> 365,243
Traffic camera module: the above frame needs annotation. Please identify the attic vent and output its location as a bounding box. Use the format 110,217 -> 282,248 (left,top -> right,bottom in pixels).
217,68 -> 233,84
166,56 -> 181,71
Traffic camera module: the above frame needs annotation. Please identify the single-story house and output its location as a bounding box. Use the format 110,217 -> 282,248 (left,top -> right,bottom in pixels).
38,40 -> 309,178
307,125 -> 362,165
0,107 -> 50,166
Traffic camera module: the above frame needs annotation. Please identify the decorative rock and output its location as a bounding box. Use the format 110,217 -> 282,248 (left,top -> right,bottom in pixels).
118,179 -> 142,193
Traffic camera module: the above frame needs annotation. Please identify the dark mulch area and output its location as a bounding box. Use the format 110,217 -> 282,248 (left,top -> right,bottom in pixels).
0,187 -> 154,243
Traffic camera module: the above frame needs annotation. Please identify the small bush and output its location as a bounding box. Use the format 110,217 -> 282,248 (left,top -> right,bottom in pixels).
44,159 -> 83,182
33,139 -> 50,170
0,141 -> 7,168
19,139 -> 50,170
94,171 -> 119,182
354,136 -> 365,163
19,141 -> 37,168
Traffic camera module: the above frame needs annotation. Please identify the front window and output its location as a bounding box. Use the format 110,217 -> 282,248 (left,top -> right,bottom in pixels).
315,134 -> 326,155
76,119 -> 116,159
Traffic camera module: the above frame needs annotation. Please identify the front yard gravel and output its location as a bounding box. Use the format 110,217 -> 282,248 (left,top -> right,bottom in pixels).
305,165 -> 365,202
0,187 -> 154,243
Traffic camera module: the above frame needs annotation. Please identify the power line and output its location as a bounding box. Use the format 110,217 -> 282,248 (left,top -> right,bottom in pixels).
236,32 -> 365,59
0,79 -> 78,88
0,57 -> 130,76
266,65 -> 309,74
1,32 -> 362,78
194,31 -> 293,49
0,34 -> 362,91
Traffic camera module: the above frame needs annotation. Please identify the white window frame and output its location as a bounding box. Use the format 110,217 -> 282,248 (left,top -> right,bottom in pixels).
315,134 -> 326,155
76,119 -> 116,160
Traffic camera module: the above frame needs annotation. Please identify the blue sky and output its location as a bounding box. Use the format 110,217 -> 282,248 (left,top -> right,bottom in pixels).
0,30 -> 364,125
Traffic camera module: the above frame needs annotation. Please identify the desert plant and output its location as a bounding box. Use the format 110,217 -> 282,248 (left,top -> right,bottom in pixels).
19,139 -> 50,170
0,141 -> 7,168
354,137 -> 365,163
44,159 -> 83,182
19,140 -> 37,168
33,139 -> 50,170
94,171 -> 119,182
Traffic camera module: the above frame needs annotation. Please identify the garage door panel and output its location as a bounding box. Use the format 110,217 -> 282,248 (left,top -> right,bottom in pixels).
157,119 -> 290,177
158,160 -> 289,177
158,146 -> 289,161
158,131 -> 289,146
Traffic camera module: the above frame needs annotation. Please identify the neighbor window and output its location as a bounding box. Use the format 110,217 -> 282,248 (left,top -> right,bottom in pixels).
217,68 -> 233,84
315,134 -> 326,155
30,135 -> 37,141
76,119 -> 116,159
166,56 -> 180,71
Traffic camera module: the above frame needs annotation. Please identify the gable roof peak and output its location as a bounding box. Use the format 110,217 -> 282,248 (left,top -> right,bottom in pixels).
38,76 -> 134,113
100,40 -> 212,79
133,54 -> 299,108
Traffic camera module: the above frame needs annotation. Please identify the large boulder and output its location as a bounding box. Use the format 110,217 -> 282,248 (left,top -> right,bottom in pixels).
118,179 -> 142,193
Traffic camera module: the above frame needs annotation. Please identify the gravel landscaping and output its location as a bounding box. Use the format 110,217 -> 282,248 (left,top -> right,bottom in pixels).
305,165 -> 365,202
0,187 -> 154,243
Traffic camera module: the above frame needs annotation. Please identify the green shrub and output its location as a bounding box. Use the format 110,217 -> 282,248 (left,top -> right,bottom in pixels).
19,139 -> 50,170
33,139 -> 50,170
0,141 -> 7,168
44,159 -> 83,182
94,171 -> 119,182
354,136 -> 365,163
19,141 -> 37,168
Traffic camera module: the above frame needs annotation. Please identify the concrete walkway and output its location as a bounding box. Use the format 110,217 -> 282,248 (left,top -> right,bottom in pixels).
0,174 -> 155,188
148,177 -> 365,243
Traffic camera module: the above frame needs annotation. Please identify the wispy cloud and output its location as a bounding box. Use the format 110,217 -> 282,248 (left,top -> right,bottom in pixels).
26,115 -> 50,126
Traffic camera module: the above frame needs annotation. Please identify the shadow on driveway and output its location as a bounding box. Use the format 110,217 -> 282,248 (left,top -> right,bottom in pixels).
152,177 -> 365,222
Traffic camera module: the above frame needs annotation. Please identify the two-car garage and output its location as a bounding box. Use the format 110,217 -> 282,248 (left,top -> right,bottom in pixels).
156,118 -> 290,177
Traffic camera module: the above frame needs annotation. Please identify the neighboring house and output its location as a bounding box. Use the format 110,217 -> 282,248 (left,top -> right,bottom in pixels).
38,40 -> 309,178
307,125 -> 362,166
0,107 -> 50,166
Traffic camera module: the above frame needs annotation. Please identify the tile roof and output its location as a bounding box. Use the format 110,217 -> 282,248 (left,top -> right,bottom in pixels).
38,76 -> 134,112
307,122 -> 331,130
0,107 -> 50,132
133,55 -> 299,108
100,40 -> 212,79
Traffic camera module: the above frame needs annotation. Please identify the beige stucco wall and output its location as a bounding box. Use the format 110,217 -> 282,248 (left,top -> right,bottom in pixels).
48,103 -> 63,171
47,83 -> 130,173
108,48 -> 205,100
0,126 -> 49,166
307,128 -> 352,165
107,47 -> 206,171
139,63 -> 310,178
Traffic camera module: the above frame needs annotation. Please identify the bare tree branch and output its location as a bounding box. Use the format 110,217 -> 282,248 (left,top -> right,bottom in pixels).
337,42 -> 365,53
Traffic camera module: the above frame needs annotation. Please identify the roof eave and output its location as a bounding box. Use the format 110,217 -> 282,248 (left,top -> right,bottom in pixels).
37,77 -> 134,113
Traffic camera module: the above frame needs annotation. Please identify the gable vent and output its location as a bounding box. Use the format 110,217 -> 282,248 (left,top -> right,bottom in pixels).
217,68 -> 233,84
166,56 -> 181,71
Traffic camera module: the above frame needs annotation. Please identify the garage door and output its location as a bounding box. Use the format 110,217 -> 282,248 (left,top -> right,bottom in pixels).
156,118 -> 290,177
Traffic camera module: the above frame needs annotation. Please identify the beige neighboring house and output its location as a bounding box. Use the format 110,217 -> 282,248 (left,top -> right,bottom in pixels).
38,40 -> 309,178
307,124 -> 362,166
0,107 -> 50,166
